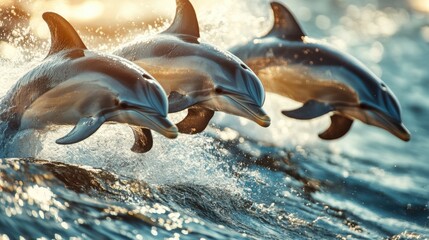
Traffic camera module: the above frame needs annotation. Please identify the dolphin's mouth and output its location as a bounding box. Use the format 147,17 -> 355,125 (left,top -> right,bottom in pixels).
126,110 -> 178,139
224,96 -> 271,127
112,100 -> 178,138
363,109 -> 411,142
110,108 -> 178,139
342,104 -> 411,142
138,112 -> 178,139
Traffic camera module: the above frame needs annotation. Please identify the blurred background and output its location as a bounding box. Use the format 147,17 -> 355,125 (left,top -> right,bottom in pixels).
1,0 -> 429,38
1,0 -> 429,57
0,0 -> 230,53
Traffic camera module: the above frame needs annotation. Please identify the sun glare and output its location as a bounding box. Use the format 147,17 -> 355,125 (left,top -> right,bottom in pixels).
73,1 -> 104,21
408,0 -> 429,13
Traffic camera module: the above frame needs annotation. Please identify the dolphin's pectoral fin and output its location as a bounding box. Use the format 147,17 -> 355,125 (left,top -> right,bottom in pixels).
282,100 -> 333,120
56,116 -> 105,145
176,107 -> 215,134
130,127 -> 153,153
319,114 -> 354,140
168,91 -> 196,113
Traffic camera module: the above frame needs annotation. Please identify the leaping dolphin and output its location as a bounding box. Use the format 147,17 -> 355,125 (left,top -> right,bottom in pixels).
114,0 -> 270,134
230,2 -> 410,141
0,12 -> 178,154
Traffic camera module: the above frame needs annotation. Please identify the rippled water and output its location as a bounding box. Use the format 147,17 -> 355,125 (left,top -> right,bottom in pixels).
1,0 -> 429,239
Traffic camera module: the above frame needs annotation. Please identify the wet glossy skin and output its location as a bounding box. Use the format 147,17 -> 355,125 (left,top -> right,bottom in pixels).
115,34 -> 269,126
114,0 -> 271,130
1,49 -> 176,137
229,2 -> 410,141
0,12 -> 178,153
232,37 -> 396,113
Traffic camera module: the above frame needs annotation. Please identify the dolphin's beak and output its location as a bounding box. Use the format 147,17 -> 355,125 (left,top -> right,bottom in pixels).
364,110 -> 411,142
220,96 -> 271,127
395,123 -> 411,142
381,120 -> 411,142
144,113 -> 179,139
113,110 -> 178,139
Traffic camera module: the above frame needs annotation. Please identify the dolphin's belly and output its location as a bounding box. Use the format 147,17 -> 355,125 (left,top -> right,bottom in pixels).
134,58 -> 210,95
20,92 -> 82,130
19,80 -> 114,130
246,58 -> 359,104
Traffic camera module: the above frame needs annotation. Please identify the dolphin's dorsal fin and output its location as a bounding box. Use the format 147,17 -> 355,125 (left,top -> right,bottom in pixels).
163,0 -> 200,38
265,2 -> 306,41
42,12 -> 87,56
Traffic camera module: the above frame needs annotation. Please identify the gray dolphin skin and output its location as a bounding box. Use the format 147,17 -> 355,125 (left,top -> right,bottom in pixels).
0,12 -> 178,153
230,2 -> 411,141
114,0 -> 270,134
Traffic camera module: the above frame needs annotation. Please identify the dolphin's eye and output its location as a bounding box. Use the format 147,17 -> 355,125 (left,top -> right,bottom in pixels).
380,83 -> 387,91
114,99 -> 120,106
142,73 -> 153,80
215,87 -> 224,94
115,100 -> 130,108
240,63 -> 249,70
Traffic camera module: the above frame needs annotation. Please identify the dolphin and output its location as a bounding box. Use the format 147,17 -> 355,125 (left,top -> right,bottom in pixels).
229,2 -> 410,141
114,0 -> 270,134
0,12 -> 178,153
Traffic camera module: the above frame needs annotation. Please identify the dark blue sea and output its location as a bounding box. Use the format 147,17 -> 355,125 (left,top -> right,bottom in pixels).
0,0 -> 428,239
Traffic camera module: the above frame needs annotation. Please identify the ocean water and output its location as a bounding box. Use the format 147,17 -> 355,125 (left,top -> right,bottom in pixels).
1,0 -> 428,239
